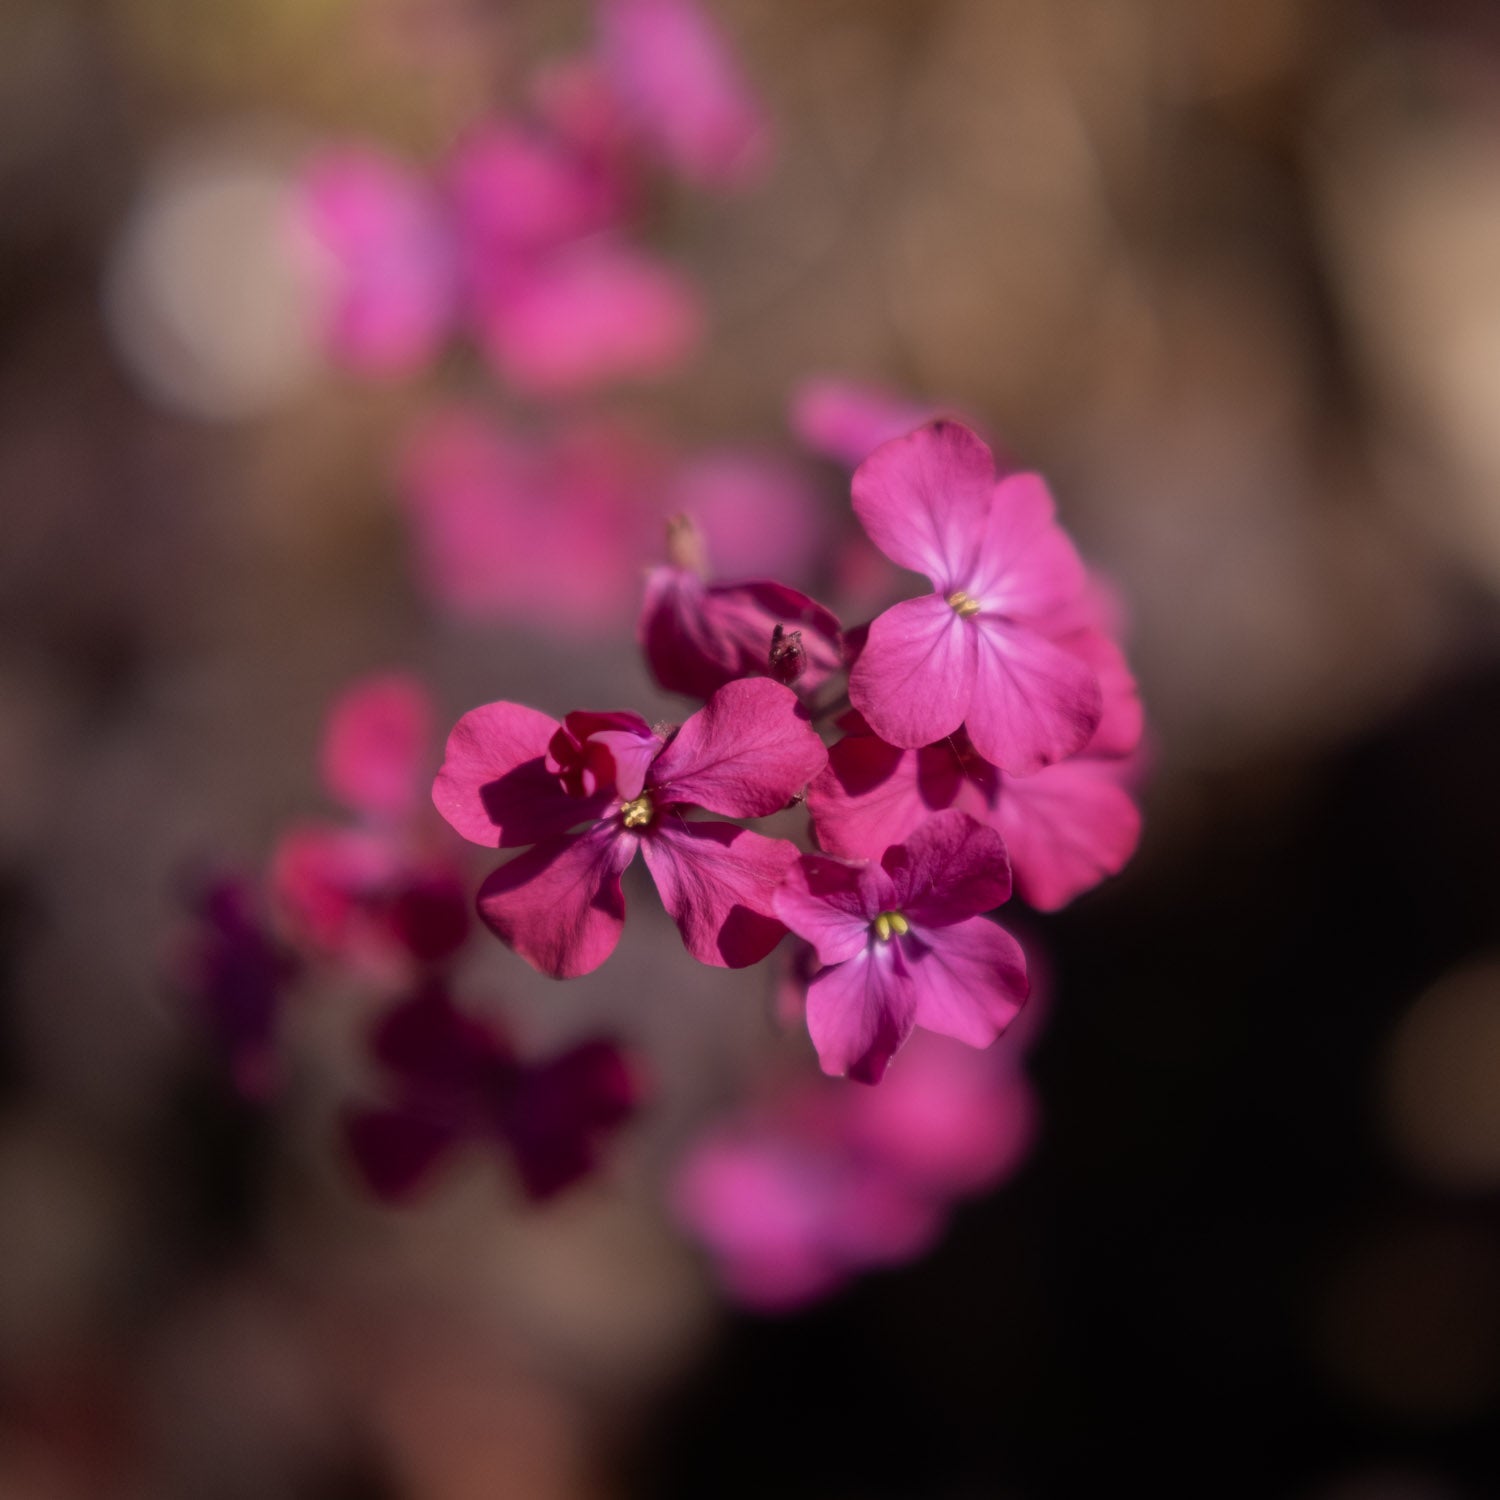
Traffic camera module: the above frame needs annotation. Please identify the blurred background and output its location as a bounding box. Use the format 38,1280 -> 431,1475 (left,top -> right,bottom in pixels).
6,0 -> 1500,1495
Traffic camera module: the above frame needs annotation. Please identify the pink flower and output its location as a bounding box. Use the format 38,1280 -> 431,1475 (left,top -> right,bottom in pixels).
433,677 -> 828,977
345,984 -> 638,1202
271,674 -> 470,973
639,514 -> 843,701
789,376 -> 939,469
671,1030 -> 1036,1311
847,420 -> 1103,775
773,810 -> 1028,1083
596,0 -> 771,188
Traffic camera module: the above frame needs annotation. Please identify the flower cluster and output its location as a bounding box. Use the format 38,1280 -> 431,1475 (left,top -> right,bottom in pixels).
435,416 -> 1144,1084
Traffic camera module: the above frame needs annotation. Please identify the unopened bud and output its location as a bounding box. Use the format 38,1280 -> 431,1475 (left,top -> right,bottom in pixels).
664,514 -> 709,575
769,624 -> 807,685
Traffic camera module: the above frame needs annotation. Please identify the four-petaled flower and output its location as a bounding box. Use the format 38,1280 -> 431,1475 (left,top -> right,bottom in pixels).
434,677 -> 828,977
774,810 -> 1028,1083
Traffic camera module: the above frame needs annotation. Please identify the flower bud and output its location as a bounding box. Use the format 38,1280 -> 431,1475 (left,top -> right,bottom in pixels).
768,624 -> 807,685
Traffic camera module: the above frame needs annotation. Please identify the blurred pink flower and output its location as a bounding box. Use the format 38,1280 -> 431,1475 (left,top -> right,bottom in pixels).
789,376 -> 939,470
774,810 -> 1028,1083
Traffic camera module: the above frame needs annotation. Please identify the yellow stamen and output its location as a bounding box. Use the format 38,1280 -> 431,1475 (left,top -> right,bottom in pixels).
873,911 -> 909,942
946,590 -> 981,618
621,793 -> 655,829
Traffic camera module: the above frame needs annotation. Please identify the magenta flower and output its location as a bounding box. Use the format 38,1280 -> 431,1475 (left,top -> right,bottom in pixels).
345,984 -> 638,1202
433,678 -> 828,977
847,420 -> 1103,775
639,514 -> 843,702
270,674 -> 469,974
773,810 -> 1028,1083
596,0 -> 771,188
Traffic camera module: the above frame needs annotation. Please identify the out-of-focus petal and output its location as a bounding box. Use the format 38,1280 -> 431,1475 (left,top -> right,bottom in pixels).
477,821 -> 636,978
647,677 -> 827,817
668,451 -> 826,582
789,377 -> 937,469
320,673 -> 432,819
850,420 -> 995,589
848,593 -> 975,750
908,919 -> 1027,1050
344,1106 -> 463,1202
642,820 -> 797,968
597,0 -> 771,188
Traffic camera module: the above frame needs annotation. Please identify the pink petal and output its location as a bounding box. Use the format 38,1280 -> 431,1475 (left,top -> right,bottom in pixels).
597,0 -> 771,188
559,710 -> 661,800
297,147 -> 456,375
805,943 -> 918,1084
850,420 -> 995,589
880,809 -> 1012,925
647,677 -> 827,818
965,620 -> 1102,775
640,569 -> 843,702
269,823 -> 403,955
472,240 -> 701,394
968,472 -> 1087,620
789,377 -> 937,469
642,820 -> 797,968
477,821 -> 636,978
773,854 -> 891,967
909,917 -> 1028,1050
1058,626 -> 1144,759
997,759 -> 1142,911
320,673 -> 431,819
847,593 -> 975,750
669,451 -> 827,582
434,701 -> 605,848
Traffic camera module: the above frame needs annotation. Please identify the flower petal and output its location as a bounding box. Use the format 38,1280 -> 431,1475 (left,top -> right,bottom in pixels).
848,593 -> 975,750
320,673 -> 432,819
881,809 -> 1012,925
965,621 -> 1101,774
807,732 -> 966,860
477,822 -> 636,978
790,377 -> 937,469
774,853 -> 891,966
344,1106 -> 463,1202
805,945 -> 918,1084
850,419 -> 995,589
434,701 -> 605,848
908,918 -> 1028,1049
969,472 -> 1087,620
647,677 -> 827,817
1059,626 -> 1144,759
997,759 -> 1142,911
642,819 -> 798,967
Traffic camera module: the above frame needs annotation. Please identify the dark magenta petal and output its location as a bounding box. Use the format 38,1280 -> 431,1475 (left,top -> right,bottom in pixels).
848,593 -> 975,750
997,759 -> 1142,911
907,918 -> 1028,1051
640,568 -> 843,702
642,820 -> 798,968
560,710 -> 661,800
647,677 -> 827,818
850,420 -> 995,590
477,822 -> 636,978
320,673 -> 432,819
344,1105 -> 463,1202
805,941 -> 919,1084
434,700 -> 606,848
966,621 -> 1102,774
773,854 -> 890,968
368,983 -> 514,1092
880,809 -> 1011,927
597,0 -> 771,188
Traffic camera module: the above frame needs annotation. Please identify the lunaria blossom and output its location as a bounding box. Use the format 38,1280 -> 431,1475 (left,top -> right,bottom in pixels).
639,513 -> 843,701
345,983 -> 638,1202
773,810 -> 1028,1083
847,420 -> 1103,775
433,677 -> 828,977
671,1028 -> 1037,1310
270,674 -> 469,975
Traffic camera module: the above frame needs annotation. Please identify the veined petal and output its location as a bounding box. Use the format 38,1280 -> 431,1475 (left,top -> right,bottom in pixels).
969,472 -> 1087,619
806,945 -> 917,1084
774,854 -> 892,967
966,621 -> 1101,774
848,593 -> 975,750
807,732 -> 965,861
647,677 -> 827,817
997,759 -> 1142,911
477,822 -> 636,978
850,420 -> 995,589
642,820 -> 797,968
434,701 -> 605,848
908,918 -> 1028,1049
881,809 -> 1011,926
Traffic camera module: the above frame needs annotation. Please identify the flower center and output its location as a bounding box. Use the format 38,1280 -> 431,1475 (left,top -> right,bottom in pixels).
620,792 -> 655,829
872,911 -> 909,942
946,590 -> 981,618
